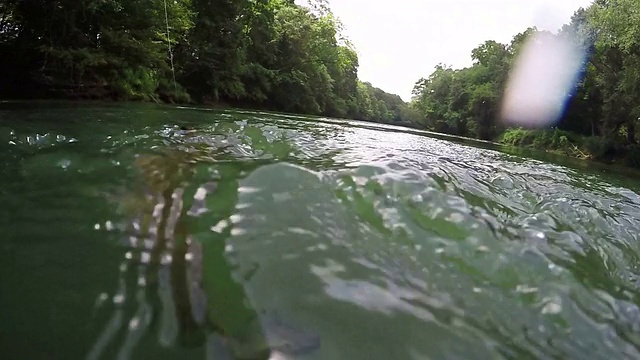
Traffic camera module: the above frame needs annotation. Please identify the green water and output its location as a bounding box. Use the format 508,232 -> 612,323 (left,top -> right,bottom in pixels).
1,101 -> 640,360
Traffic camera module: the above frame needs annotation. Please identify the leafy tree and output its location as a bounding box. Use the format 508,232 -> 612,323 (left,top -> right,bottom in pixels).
0,0 -> 416,124
410,1 -> 640,166
586,0 -> 640,143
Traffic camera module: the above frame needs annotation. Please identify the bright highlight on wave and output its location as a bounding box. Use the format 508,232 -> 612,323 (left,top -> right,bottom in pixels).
501,31 -> 586,128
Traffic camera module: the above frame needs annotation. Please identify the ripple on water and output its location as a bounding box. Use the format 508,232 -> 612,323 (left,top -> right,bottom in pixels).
31,107 -> 637,360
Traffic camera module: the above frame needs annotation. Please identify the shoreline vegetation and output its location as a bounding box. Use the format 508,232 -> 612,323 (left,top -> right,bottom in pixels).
1,0 -> 638,168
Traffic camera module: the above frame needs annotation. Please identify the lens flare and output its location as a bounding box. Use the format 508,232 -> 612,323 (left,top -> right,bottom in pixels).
501,31 -> 585,128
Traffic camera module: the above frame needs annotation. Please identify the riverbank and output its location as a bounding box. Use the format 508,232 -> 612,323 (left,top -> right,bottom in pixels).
3,97 -> 638,172
499,128 -> 640,169
0,93 -> 419,130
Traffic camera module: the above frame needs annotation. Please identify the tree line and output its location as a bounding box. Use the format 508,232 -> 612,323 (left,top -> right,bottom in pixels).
1,0 -> 638,167
410,0 -> 640,167
0,0 -> 416,124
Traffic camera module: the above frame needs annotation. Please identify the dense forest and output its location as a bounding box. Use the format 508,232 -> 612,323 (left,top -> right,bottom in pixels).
410,0 -> 640,167
0,0 -> 416,124
1,0 -> 639,166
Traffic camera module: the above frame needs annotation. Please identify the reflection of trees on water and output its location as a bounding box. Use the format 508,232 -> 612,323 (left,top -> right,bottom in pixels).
88,129 -> 272,359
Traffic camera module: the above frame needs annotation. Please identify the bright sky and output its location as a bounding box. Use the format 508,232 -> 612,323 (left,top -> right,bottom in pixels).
324,0 -> 594,100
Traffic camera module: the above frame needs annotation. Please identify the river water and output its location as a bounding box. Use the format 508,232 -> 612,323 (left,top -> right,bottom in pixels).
1,101 -> 640,360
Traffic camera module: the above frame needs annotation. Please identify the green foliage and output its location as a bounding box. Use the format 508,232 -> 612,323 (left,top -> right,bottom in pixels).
623,145 -> 640,168
501,128 -> 640,167
410,2 -> 640,168
0,0 -> 193,99
502,128 -> 572,149
411,38 -> 510,140
500,128 -> 531,147
501,128 -> 592,160
0,0 -> 413,124
2,0 -> 638,169
113,67 -> 160,101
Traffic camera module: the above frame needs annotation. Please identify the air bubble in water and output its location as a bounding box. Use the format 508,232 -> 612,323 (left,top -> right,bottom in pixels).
211,220 -> 228,234
230,228 -> 247,236
129,317 -> 140,330
161,254 -> 172,265
229,214 -> 244,224
541,296 -> 562,314
113,293 -> 125,305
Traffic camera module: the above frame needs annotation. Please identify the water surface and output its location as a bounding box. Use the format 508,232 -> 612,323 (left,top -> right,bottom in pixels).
1,102 -> 640,359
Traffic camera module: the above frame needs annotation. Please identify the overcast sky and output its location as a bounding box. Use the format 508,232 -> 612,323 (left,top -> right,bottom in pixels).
322,0 -> 594,100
